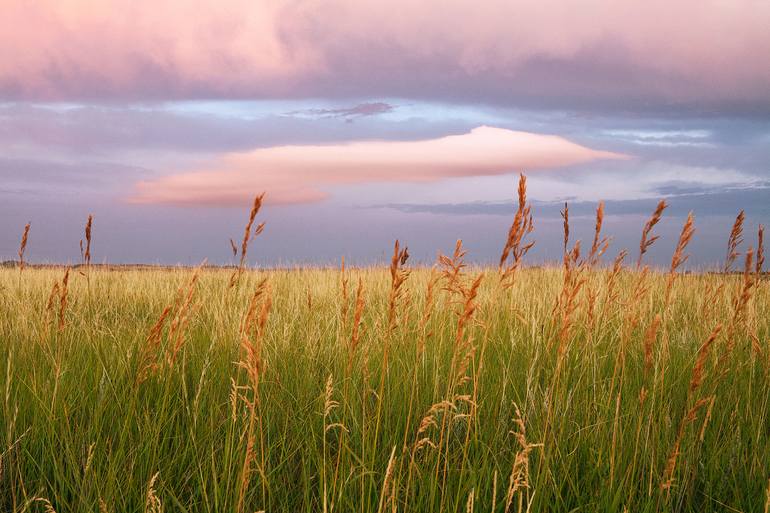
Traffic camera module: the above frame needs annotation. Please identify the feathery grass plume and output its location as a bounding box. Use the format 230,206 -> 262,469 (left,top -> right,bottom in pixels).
134,264 -> 204,382
661,396 -> 712,495
452,273 -> 484,372
376,446 -> 397,513
757,225 -> 765,276
237,279 -> 272,513
57,267 -> 71,332
561,202 -> 569,261
323,376 -> 345,432
165,264 -> 204,366
429,271 -> 484,508
440,239 -> 468,299
411,400 -> 453,456
664,212 -> 695,307
230,193 -> 265,288
136,305 -> 172,385
661,324 -> 723,495
145,472 -> 162,513
605,250 -> 628,307
555,241 -> 586,355
499,174 -> 535,288
387,239 -> 410,333
643,314 -> 662,375
466,488 -> 475,513
637,200 -> 667,268
712,248 -> 756,369
698,394 -> 716,442
732,247 -> 755,329
724,210 -> 745,273
83,214 -> 93,267
451,275 -> 483,395
505,403 -> 542,513
229,238 -> 238,259
588,201 -> 609,266
34,498 -> 58,513
241,276 -> 270,339
17,223 -> 30,273
42,278 -> 62,336
347,277 -> 365,372
45,281 -> 60,316
584,202 -> 609,326
690,324 -> 722,392
322,374 -> 347,513
491,471 -> 498,513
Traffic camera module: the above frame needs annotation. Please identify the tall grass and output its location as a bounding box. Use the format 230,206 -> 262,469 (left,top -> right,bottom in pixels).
1,195 -> 769,512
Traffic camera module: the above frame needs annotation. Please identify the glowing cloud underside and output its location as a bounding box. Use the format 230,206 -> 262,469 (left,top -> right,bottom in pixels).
130,126 -> 627,205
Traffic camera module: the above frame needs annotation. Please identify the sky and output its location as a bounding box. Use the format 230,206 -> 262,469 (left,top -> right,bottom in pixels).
1,0 -> 769,268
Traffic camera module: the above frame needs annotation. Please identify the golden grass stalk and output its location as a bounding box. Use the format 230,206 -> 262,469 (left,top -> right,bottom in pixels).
560,202 -> 569,260
84,214 -> 93,267
588,201 -> 609,267
453,273 -> 484,356
689,324 -> 722,392
45,281 -> 60,315
57,267 -> 71,332
661,396 -> 713,495
18,223 -> 30,273
33,498 -> 58,513
505,403 -> 542,513
724,210 -> 745,273
757,225 -> 765,276
661,324 -> 723,495
637,200 -> 667,268
322,374 -> 347,513
604,250 -> 627,308
376,446 -> 397,513
144,472 -> 162,513
717,248 -> 756,367
237,279 -> 272,513
229,238 -> 238,259
466,489 -> 475,513
643,314 -> 662,375
165,265 -> 203,366
441,239 -> 468,299
387,240 -> 410,333
732,247 -> 756,328
555,241 -> 585,356
135,264 -> 203,382
230,193 -> 265,288
664,212 -> 695,307
135,305 -> 172,385
499,174 -> 535,288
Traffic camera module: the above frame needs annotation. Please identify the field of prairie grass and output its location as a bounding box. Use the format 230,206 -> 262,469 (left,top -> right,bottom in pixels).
1,187 -> 769,512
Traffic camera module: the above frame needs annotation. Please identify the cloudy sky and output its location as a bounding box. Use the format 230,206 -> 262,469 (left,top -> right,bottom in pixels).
1,0 -> 768,267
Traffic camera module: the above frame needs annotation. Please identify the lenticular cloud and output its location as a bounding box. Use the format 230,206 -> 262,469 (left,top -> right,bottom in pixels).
131,126 -> 626,206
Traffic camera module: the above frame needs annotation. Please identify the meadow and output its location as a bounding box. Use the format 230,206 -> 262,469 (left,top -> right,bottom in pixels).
1,184 -> 769,512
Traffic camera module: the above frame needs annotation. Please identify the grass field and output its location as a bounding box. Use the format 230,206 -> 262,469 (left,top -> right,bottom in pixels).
1,190 -> 769,512
1,254 -> 768,512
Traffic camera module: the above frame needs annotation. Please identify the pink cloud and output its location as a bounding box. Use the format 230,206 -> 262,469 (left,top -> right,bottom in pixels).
1,0 -> 769,110
130,126 -> 626,205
